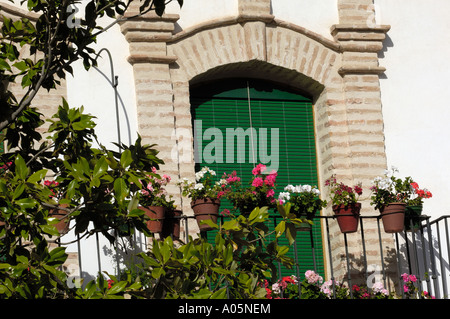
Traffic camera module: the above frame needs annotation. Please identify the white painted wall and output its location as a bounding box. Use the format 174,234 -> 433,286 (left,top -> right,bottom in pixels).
376,0 -> 450,219
166,0 -> 239,32
66,21 -> 139,151
271,0 -> 339,40
166,0 -> 338,40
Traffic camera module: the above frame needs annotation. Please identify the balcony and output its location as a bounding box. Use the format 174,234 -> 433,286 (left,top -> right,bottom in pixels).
58,211 -> 450,299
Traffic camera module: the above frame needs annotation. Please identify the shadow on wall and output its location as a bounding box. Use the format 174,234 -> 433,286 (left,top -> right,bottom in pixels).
93,48 -> 133,147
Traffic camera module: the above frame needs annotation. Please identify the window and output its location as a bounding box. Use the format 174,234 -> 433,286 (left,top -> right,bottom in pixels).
190,79 -> 324,278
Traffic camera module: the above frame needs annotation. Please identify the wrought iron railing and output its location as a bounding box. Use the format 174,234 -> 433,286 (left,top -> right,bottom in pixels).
59,213 -> 450,299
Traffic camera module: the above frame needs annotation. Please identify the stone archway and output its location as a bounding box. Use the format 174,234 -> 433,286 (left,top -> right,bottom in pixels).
119,1 -> 397,286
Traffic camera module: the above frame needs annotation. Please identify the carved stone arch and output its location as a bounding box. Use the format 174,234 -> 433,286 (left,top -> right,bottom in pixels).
166,17 -> 345,194
167,17 -> 342,98
120,7 -> 394,286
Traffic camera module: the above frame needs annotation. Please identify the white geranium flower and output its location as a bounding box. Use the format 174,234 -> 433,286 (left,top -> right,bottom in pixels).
301,185 -> 312,193
194,183 -> 204,190
284,184 -> 296,193
278,192 -> 291,203
216,179 -> 227,186
195,171 -> 204,181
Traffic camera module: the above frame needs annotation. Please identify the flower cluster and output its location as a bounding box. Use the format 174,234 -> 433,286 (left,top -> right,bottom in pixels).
408,182 -> 432,206
300,270 -> 391,299
178,167 -> 224,201
305,270 -> 323,284
44,179 -> 61,198
273,276 -> 298,299
370,166 -> 433,210
370,166 -> 412,211
223,164 -> 277,214
278,184 -> 326,218
138,167 -> 174,209
325,175 -> 362,207
401,273 -> 434,299
262,276 -> 299,299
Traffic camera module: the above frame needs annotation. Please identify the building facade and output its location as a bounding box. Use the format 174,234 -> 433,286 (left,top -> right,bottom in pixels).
3,0 -> 450,292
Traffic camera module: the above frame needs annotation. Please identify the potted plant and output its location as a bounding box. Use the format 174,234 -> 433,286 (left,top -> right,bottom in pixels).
138,167 -> 174,234
44,179 -> 71,235
278,183 -> 327,231
223,163 -> 278,215
325,175 -> 363,233
404,181 -> 432,231
370,166 -> 410,233
178,167 -> 224,231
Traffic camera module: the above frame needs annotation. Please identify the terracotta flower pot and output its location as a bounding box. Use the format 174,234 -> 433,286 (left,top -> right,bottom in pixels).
191,198 -> 220,232
49,204 -> 70,235
140,206 -> 165,233
333,203 -> 361,234
380,202 -> 406,233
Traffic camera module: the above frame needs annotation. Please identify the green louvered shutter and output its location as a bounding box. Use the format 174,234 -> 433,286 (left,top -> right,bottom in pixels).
190,79 -> 324,280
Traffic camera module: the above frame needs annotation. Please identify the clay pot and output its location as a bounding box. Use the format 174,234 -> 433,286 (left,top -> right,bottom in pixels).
191,198 -> 220,232
380,202 -> 406,233
333,203 -> 361,234
140,206 -> 165,233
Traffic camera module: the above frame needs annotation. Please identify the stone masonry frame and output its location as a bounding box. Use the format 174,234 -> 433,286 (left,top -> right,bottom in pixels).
120,0 -> 399,287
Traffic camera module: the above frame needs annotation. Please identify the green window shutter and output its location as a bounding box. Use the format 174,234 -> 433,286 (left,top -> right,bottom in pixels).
190,79 -> 324,280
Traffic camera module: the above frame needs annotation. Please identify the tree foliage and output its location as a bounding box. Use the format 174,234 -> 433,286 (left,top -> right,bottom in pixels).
0,0 -> 180,299
0,0 -> 300,300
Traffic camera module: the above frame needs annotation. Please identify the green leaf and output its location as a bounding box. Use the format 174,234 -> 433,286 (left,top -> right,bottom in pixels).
48,247 -> 67,262
275,220 -> 286,238
221,219 -> 240,231
127,194 -> 139,213
113,178 -> 128,204
210,288 -> 227,299
67,180 -> 79,199
93,156 -> 108,179
40,224 -> 60,237
27,169 -> 47,184
224,244 -> 233,266
199,219 -> 218,230
107,281 -> 127,295
0,59 -> 11,71
15,155 -> 28,180
84,280 -> 97,299
276,245 -> 290,257
285,223 -> 297,246
15,198 -> 37,209
151,267 -> 165,279
120,149 -> 132,168
12,183 -> 25,199
249,206 -> 269,225
160,243 -> 170,264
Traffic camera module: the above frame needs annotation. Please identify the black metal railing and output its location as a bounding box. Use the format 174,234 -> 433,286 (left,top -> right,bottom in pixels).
62,212 -> 450,299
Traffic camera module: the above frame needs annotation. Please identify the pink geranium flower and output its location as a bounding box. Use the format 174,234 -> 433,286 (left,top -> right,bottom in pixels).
252,163 -> 266,176
252,177 -> 264,187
